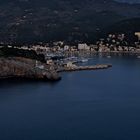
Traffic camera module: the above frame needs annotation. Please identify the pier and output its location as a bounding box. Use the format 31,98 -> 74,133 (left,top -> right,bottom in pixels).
58,64 -> 112,72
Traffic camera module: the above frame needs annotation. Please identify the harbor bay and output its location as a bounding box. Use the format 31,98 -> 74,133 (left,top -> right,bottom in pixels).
0,54 -> 140,140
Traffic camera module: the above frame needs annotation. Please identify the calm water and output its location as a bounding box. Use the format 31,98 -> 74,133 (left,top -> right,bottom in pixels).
0,54 -> 140,140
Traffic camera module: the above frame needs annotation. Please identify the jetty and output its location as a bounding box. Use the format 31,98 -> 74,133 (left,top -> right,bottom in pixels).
58,64 -> 112,72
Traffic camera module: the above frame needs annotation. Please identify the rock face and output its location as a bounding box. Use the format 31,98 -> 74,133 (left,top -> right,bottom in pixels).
0,57 -> 61,81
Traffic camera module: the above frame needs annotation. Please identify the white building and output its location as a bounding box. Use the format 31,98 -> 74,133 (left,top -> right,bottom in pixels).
135,32 -> 140,41
78,43 -> 89,50
64,45 -> 69,51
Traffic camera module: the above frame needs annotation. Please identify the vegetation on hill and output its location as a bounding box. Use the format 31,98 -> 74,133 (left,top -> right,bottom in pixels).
0,0 -> 140,44
0,47 -> 46,62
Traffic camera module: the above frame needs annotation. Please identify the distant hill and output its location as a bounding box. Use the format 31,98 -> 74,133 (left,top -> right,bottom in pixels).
0,0 -> 140,44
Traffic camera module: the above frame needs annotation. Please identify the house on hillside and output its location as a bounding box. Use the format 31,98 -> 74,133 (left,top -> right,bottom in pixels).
78,43 -> 90,50
135,32 -> 140,41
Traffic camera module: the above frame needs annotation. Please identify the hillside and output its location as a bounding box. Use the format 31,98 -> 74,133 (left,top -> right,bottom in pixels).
0,0 -> 140,44
105,18 -> 140,42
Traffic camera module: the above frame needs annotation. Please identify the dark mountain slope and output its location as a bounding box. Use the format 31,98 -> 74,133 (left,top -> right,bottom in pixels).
105,18 -> 140,42
0,0 -> 140,44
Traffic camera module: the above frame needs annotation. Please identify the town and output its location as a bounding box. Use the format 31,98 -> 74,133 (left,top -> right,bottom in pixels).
1,32 -> 140,55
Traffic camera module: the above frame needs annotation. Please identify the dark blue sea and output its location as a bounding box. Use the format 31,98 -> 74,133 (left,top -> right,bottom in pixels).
0,54 -> 140,140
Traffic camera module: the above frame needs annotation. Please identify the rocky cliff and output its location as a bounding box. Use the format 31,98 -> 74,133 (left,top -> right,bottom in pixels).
0,57 -> 61,81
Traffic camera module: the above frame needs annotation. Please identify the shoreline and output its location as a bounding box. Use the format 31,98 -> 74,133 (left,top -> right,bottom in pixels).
1,49 -> 140,82
64,50 -> 140,55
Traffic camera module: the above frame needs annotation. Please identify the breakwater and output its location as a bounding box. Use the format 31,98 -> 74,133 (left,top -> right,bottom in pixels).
58,64 -> 112,72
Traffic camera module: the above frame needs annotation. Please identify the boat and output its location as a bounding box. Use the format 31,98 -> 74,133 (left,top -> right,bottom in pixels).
107,56 -> 111,58
78,58 -> 88,63
81,58 -> 88,62
46,53 -> 64,60
66,56 -> 78,60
